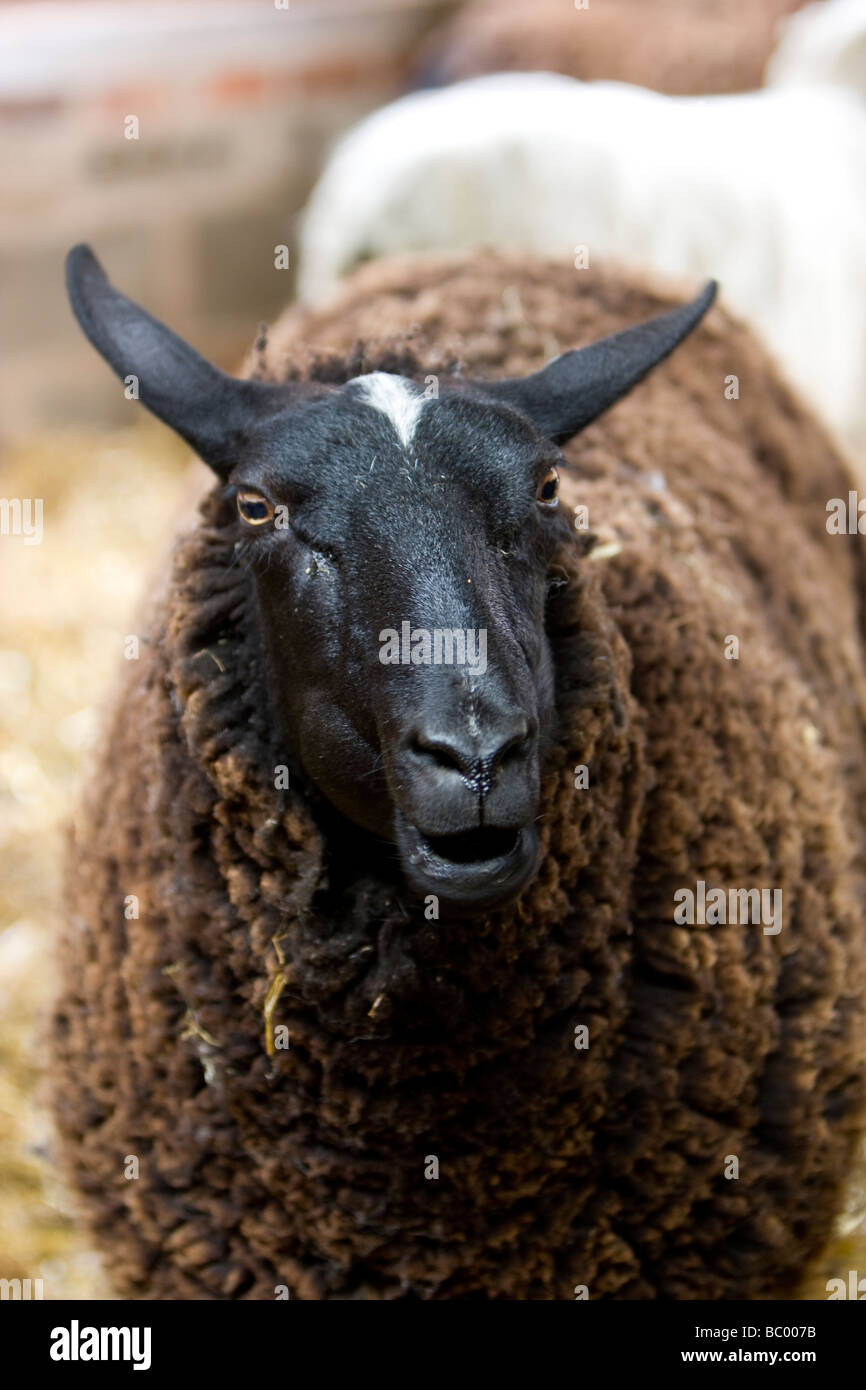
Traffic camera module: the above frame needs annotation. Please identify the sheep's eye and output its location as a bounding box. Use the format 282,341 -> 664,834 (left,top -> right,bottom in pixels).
236,491 -> 274,526
537,467 -> 559,507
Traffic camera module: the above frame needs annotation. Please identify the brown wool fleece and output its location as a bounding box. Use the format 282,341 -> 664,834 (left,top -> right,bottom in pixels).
54,252 -> 866,1300
416,0 -> 815,97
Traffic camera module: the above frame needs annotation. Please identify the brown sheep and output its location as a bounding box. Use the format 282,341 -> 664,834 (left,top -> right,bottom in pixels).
54,249 -> 866,1299
413,0 -> 817,96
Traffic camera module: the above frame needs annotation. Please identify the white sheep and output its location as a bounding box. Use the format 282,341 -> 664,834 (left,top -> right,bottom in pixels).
767,0 -> 866,96
297,1 -> 866,453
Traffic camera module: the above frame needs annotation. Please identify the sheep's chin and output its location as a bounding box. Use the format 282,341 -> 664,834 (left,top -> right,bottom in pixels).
393,810 -> 540,914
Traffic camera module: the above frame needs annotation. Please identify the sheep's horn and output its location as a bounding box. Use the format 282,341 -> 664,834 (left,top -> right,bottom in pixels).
65,244 -> 298,476
487,281 -> 717,444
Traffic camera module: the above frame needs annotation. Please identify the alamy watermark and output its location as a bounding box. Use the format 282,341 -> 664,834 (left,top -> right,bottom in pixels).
827,492 -> 866,533
674,880 -> 782,935
1,1276 -> 43,1299
379,622 -> 487,675
49,1320 -> 151,1370
826,1270 -> 866,1299
0,497 -> 42,545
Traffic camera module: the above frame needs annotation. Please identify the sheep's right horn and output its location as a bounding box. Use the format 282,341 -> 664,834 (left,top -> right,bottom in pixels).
65,244 -> 300,477
488,281 -> 717,445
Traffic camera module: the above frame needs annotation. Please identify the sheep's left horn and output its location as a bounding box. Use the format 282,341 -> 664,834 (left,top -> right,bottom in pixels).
65,244 -> 303,477
487,280 -> 717,444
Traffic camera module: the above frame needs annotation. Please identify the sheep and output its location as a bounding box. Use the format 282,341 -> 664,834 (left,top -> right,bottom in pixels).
412,0 -> 816,97
766,0 -> 866,95
54,244 -> 866,1301
297,52 -> 866,454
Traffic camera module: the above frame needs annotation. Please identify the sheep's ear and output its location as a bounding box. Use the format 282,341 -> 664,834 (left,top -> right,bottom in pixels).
487,281 -> 717,444
66,244 -> 297,477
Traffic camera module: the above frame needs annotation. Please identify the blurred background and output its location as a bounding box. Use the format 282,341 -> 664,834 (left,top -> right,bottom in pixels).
0,0 -> 459,434
1,0 -> 864,1300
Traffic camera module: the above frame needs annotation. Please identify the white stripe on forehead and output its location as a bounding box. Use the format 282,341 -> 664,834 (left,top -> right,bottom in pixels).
352,372 -> 427,448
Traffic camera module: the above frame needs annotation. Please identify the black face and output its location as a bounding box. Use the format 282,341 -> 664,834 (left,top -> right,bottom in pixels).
231,381 -> 568,910
65,244 -> 715,913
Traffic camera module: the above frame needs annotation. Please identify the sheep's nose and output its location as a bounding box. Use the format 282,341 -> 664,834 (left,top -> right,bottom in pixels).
394,705 -> 540,836
409,714 -> 532,793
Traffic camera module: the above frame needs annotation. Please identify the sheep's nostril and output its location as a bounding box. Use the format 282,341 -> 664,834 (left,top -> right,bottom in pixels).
493,719 -> 531,771
410,731 -> 473,777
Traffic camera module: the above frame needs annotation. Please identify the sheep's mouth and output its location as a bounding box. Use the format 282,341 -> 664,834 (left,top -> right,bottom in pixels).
394,813 -> 540,912
423,827 -> 520,864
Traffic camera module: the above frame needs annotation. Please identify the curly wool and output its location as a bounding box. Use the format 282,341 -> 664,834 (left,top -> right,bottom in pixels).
54,252 -> 866,1299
